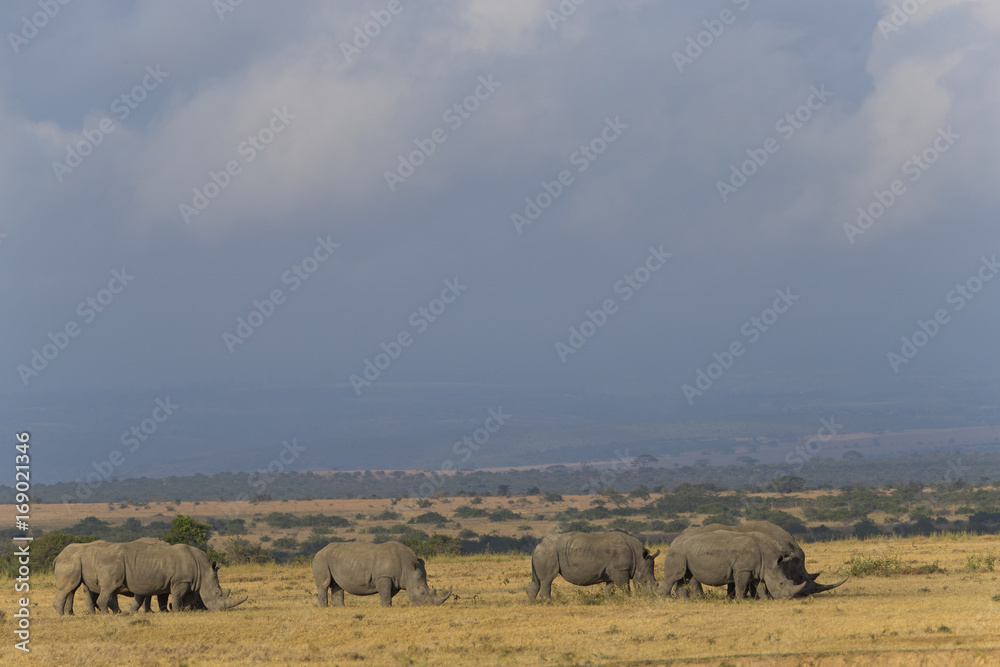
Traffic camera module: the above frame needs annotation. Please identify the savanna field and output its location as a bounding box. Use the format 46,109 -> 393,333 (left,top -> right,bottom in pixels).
4,496 -> 1000,666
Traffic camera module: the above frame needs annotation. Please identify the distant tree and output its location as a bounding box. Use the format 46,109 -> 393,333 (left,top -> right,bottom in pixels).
600,488 -> 628,508
542,492 -> 563,503
634,454 -> 658,468
497,484 -> 511,497
627,486 -> 651,501
852,518 -> 881,540
737,456 -> 759,466
768,476 -> 807,494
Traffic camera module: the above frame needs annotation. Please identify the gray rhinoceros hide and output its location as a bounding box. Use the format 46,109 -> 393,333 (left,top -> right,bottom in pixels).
313,541 -> 451,607
526,531 -> 659,600
95,542 -> 245,613
662,531 -> 807,600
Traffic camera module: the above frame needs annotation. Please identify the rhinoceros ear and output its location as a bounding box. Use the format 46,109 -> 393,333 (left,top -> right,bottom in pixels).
211,560 -> 220,571
413,560 -> 421,570
648,550 -> 661,560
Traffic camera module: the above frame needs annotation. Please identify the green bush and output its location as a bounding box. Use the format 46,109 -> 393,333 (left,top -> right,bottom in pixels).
224,538 -> 273,565
488,508 -> 523,522
263,513 -> 350,529
847,552 -> 901,576
454,505 -> 489,518
0,531 -> 95,578
560,520 -> 598,533
163,515 -> 213,551
409,512 -> 449,524
400,533 -> 462,558
607,518 -> 648,533
966,553 -> 996,571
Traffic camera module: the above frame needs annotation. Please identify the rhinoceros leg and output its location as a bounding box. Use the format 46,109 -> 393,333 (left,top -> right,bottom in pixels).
733,572 -> 753,600
53,585 -> 77,616
83,587 -> 98,613
168,582 -> 193,612
96,588 -> 117,614
331,586 -> 345,607
526,571 -> 542,600
375,578 -> 397,607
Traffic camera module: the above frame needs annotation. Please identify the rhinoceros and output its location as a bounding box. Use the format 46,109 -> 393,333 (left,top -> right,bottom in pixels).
526,532 -> 660,600
53,540 -> 119,615
662,530 -> 809,600
94,542 -> 246,613
676,521 -> 845,596
312,541 -> 451,607
52,539 -> 206,614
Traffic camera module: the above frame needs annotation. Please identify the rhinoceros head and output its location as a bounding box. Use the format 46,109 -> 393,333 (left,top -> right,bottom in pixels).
200,560 -> 247,611
404,558 -> 451,606
634,548 -> 660,591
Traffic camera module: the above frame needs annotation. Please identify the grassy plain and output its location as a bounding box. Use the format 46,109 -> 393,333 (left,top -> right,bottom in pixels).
5,530 -> 1000,665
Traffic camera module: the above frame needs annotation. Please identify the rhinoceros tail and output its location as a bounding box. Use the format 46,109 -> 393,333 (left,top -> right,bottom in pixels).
526,558 -> 541,600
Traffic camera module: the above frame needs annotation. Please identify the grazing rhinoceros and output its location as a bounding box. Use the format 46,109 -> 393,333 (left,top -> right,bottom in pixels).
526,531 -> 660,600
52,539 -> 205,615
53,540 -> 118,615
676,521 -> 845,596
661,531 -> 809,600
312,541 -> 451,607
94,542 -> 246,613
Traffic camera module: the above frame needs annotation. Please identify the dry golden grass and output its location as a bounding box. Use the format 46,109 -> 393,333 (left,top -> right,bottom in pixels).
5,533 -> 1000,665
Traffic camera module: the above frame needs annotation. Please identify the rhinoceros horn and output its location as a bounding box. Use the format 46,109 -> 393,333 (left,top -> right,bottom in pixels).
803,577 -> 847,595
432,588 -> 452,605
205,593 -> 247,611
